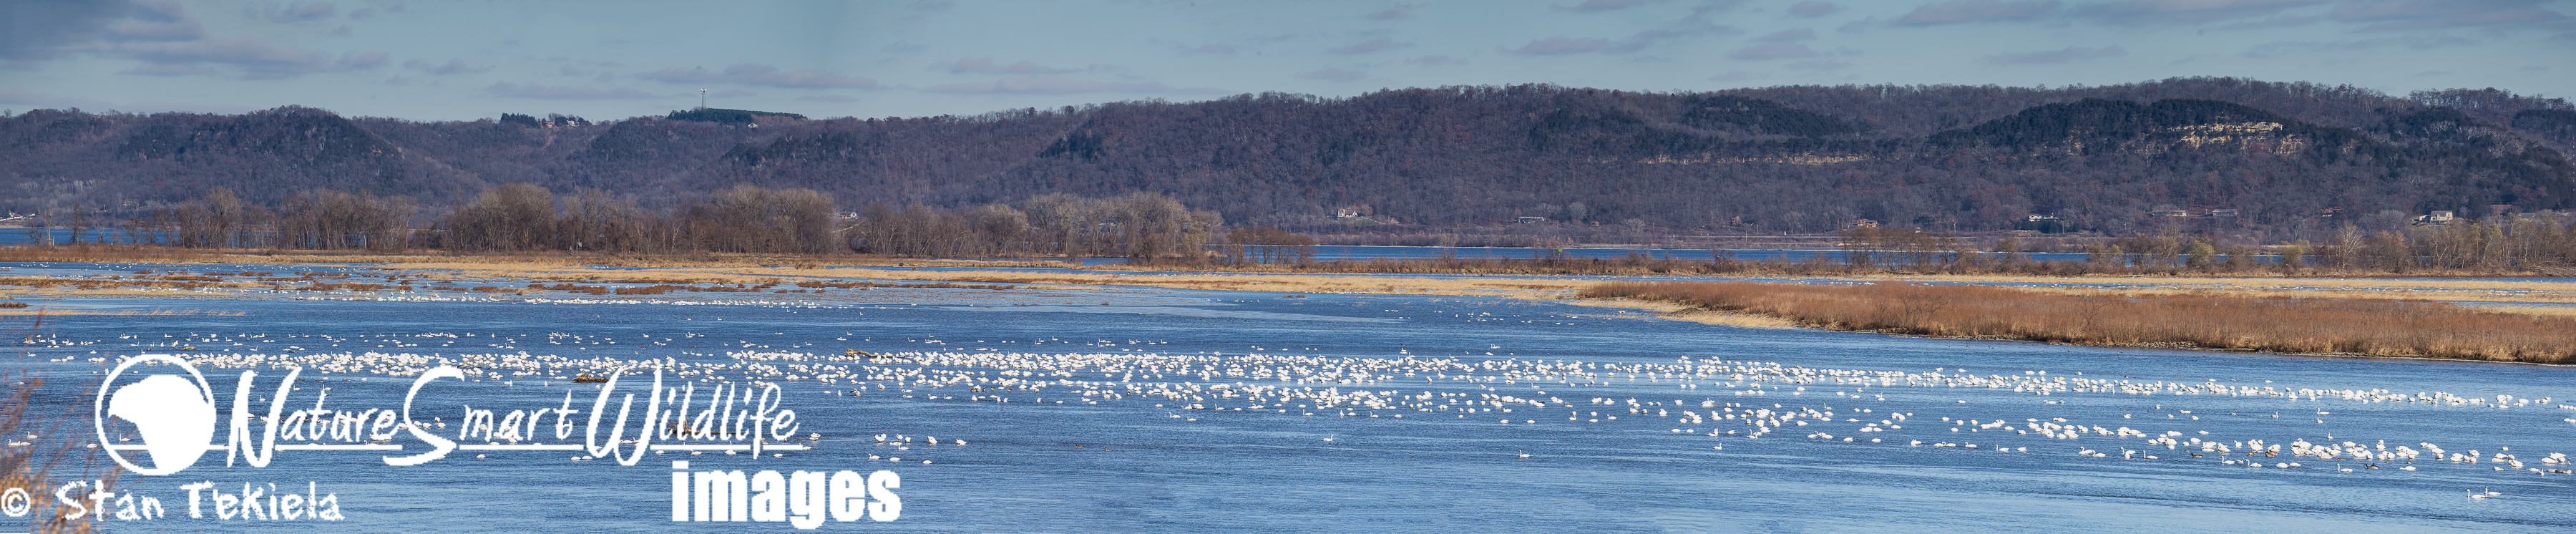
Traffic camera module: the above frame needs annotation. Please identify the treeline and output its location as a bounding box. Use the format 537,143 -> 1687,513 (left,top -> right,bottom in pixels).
442,183 -> 836,253
109,186 -> 1236,260
843,193 -> 1221,260
120,184 -> 839,254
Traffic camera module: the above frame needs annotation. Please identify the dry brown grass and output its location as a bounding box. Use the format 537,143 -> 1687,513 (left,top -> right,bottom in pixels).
1563,298 -> 1797,329
1584,281 -> 2576,363
1,314 -> 114,533
1858,273 -> 2576,297
2478,306 -> 2576,318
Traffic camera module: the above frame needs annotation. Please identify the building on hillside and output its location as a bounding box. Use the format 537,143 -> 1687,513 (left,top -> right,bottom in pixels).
1849,218 -> 1880,228
2207,209 -> 2239,218
2149,209 -> 2190,217
1515,216 -> 1547,224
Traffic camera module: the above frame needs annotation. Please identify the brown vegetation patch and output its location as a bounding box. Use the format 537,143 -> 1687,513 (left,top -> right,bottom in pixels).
1563,298 -> 1798,329
1583,281 -> 2576,364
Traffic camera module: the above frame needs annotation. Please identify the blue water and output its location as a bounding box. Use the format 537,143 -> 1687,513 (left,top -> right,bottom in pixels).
0,228 -> 141,246
2,262 -> 2570,533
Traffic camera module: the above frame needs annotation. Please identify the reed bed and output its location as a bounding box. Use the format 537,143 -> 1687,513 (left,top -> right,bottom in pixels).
1582,281 -> 2576,364
2,314 -> 114,533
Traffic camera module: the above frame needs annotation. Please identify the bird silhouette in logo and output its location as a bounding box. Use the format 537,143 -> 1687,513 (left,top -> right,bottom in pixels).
107,374 -> 217,474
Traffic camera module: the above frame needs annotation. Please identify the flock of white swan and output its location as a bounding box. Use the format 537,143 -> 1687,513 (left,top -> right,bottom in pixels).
57,329 -> 2575,501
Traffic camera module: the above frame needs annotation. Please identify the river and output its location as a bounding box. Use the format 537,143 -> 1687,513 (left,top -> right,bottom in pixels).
3,261 -> 2569,533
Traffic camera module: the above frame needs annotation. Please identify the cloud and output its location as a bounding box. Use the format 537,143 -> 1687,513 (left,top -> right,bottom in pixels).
264,2 -> 338,24
796,94 -> 858,102
1787,1 -> 1839,17
1506,23 -> 1730,55
1983,45 -> 2126,64
1330,37 -> 1408,54
99,35 -> 313,64
1364,8 -> 1412,19
1784,59 -> 1852,69
83,35 -> 379,79
732,65 -> 880,88
482,83 -> 658,100
902,0 -> 953,19
2073,0 -> 2332,26
2242,35 -> 2474,57
639,64 -> 881,88
404,58 -> 487,75
924,76 -> 1206,94
42,2 -> 377,79
636,66 -> 723,84
1407,54 -> 1464,65
882,42 -> 927,54
2327,0 -> 2570,31
1297,67 -> 1367,81
1729,43 -> 1819,59
0,88 -> 113,109
2215,15 -> 2321,29
1,0 -> 137,61
1558,0 -> 1636,13
1709,69 -> 1766,82
1893,0 -> 2062,26
948,57 -> 1078,74
1508,36 -> 1611,54
104,4 -> 208,42
1754,28 -> 1816,42
119,63 -> 218,76
340,50 -> 385,69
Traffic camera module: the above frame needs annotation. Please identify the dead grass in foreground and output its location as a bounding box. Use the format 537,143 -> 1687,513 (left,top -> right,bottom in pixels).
1852,273 -> 2576,301
1586,281 -> 2576,364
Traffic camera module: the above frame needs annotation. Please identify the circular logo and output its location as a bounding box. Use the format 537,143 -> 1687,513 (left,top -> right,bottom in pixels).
94,354 -> 220,476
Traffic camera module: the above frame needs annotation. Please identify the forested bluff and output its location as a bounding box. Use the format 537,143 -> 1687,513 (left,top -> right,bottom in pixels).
6,77 -> 2575,245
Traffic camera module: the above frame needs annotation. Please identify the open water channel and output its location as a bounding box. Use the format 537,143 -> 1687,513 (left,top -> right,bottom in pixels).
1,261 -> 2570,533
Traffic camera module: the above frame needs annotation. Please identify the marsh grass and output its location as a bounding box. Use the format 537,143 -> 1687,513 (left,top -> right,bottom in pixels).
1584,281 -> 2576,363
2,313 -> 116,533
1562,299 -> 1797,329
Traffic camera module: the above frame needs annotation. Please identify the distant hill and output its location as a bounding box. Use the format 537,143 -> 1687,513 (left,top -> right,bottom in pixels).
666,107 -> 807,124
4,77 -> 2571,238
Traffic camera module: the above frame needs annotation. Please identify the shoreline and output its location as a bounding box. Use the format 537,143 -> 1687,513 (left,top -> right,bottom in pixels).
6,245 -> 2575,281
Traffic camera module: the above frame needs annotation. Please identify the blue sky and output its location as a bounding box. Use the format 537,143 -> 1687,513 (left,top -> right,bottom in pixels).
4,0 -> 2570,121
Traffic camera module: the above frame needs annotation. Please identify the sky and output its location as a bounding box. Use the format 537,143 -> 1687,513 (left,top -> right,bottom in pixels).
2,0 -> 2571,122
